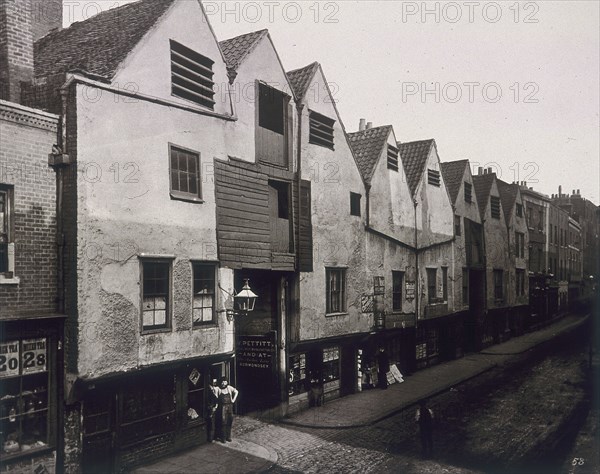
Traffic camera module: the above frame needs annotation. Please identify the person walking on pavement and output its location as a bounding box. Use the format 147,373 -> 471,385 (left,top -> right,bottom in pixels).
216,377 -> 239,443
376,347 -> 390,389
206,378 -> 220,443
415,399 -> 434,458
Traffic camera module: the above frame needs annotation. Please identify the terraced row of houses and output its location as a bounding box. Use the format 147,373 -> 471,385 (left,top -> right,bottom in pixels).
1,0 -> 598,472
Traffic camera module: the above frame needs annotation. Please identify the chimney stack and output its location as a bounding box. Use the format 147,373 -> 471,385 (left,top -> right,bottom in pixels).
478,167 -> 483,175
487,167 -> 493,174
559,185 -> 562,197
577,189 -> 580,195
0,0 -> 63,103
366,122 -> 373,130
359,118 -> 366,131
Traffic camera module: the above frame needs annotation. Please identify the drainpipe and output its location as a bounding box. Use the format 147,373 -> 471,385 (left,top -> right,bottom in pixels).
414,198 -> 419,329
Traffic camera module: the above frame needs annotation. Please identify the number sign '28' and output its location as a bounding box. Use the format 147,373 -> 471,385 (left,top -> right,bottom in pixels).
0,338 -> 47,378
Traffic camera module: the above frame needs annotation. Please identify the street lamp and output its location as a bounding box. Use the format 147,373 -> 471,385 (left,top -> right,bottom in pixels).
226,279 -> 258,322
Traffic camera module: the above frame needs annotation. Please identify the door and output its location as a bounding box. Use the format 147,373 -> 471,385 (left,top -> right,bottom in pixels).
81,389 -> 115,474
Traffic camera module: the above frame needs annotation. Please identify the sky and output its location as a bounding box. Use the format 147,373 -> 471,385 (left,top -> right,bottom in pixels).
64,1 -> 600,204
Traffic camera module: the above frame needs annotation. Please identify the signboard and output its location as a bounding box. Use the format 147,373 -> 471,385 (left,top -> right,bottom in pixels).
0,340 -> 20,378
22,338 -> 47,374
361,295 -> 374,313
237,335 -> 276,370
390,364 -> 404,383
405,281 -> 416,300
373,276 -> 385,295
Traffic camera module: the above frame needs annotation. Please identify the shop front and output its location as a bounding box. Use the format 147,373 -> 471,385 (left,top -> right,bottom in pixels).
0,316 -> 64,474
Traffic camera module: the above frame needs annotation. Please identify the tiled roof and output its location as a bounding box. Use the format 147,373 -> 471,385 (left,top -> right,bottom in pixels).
440,160 -> 469,205
219,29 -> 268,70
398,139 -> 434,196
286,62 -> 319,101
472,173 -> 496,220
34,0 -> 176,79
497,179 -> 519,223
347,126 -> 392,185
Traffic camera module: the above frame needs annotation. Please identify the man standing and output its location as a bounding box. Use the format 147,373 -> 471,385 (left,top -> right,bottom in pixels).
217,377 -> 239,442
376,347 -> 390,389
206,378 -> 220,443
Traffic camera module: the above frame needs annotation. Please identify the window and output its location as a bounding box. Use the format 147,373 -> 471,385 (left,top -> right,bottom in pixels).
516,203 -> 523,217
516,269 -> 525,297
141,260 -> 171,331
464,182 -> 472,203
187,367 -> 205,423
192,263 -> 216,325
0,338 -> 51,459
462,268 -> 469,305
515,232 -> 525,258
170,40 -> 215,109
322,347 -> 340,383
326,268 -> 346,314
426,268 -> 437,304
169,145 -> 201,201
454,215 -> 461,236
493,270 -> 504,300
392,271 -> 403,311
387,144 -> 399,171
350,192 -> 361,217
538,210 -> 543,231
427,169 -> 440,187
490,196 -> 501,219
288,353 -> 308,396
309,111 -> 335,149
259,82 -> 285,135
442,267 -> 448,301
0,187 -> 10,274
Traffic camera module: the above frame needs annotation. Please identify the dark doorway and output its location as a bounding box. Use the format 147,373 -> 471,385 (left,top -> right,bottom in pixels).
465,268 -> 485,352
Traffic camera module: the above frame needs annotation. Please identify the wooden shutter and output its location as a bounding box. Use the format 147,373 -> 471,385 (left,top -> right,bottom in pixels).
299,180 -> 313,272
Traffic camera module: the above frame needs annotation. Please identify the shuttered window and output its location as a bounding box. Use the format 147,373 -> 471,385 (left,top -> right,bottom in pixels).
490,196 -> 501,219
258,83 -> 285,135
309,111 -> 335,150
170,40 -> 215,110
387,144 -> 399,171
427,169 -> 440,187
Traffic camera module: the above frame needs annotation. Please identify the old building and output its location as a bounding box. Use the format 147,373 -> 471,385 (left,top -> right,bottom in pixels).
548,202 -> 570,313
440,160 -> 485,353
567,216 -> 582,305
399,140 -> 455,367
497,179 -> 529,335
0,1 -> 64,472
472,169 -> 511,345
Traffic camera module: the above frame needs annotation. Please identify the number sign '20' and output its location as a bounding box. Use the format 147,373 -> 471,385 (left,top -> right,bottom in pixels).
0,338 -> 47,378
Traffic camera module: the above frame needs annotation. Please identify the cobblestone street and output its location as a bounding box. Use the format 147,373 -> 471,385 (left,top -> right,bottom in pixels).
227,329 -> 594,474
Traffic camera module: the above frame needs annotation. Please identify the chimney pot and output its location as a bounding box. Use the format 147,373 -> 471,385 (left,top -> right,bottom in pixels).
487,167 -> 493,174
524,181 -> 527,187
577,189 -> 580,195
366,122 -> 373,130
359,118 -> 366,131
478,167 -> 483,175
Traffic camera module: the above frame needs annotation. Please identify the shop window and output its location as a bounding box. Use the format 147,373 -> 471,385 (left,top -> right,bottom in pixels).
326,268 -> 346,314
493,269 -> 504,300
169,145 -> 201,202
426,268 -> 437,304
350,192 -> 361,217
288,353 -> 308,396
322,347 -> 340,383
309,110 -> 335,150
192,263 -> 216,326
392,271 -> 403,311
462,268 -> 469,305
0,185 -> 14,276
0,338 -> 50,458
141,259 -> 171,331
187,368 -> 205,423
170,39 -> 215,110
120,374 -> 176,446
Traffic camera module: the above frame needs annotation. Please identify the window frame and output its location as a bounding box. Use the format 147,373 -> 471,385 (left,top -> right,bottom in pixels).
516,269 -> 525,297
427,169 -> 441,187
387,144 -> 399,171
140,258 -> 174,334
170,39 -> 215,110
168,143 -> 202,203
454,214 -> 461,236
426,268 -> 437,304
258,82 -> 286,135
326,267 -> 347,315
392,271 -> 404,311
516,203 -> 523,218
0,185 -> 14,276
191,262 -> 218,327
350,192 -> 361,217
464,182 -> 472,203
490,196 -> 501,219
308,110 -> 335,150
493,269 -> 504,300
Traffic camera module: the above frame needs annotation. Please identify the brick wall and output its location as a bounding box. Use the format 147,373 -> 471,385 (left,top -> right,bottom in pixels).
0,100 -> 59,317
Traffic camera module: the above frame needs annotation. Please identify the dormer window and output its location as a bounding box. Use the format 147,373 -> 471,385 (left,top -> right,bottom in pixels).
170,40 -> 215,110
427,169 -> 440,187
309,111 -> 335,150
387,144 -> 399,171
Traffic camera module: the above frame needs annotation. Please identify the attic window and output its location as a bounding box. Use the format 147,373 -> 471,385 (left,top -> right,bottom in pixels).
387,144 -> 399,171
490,196 -> 501,219
516,203 -> 523,217
259,83 -> 285,135
464,182 -> 472,203
170,40 -> 215,110
309,111 -> 335,150
350,192 -> 361,216
427,169 -> 440,187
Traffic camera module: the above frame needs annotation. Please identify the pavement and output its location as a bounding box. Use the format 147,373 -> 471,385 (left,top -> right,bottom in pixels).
132,312 -> 589,473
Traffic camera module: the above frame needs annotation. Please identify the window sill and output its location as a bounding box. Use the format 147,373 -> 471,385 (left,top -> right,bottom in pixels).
0,274 -> 20,285
325,312 -> 348,318
141,327 -> 171,336
170,192 -> 204,204
193,322 -> 218,329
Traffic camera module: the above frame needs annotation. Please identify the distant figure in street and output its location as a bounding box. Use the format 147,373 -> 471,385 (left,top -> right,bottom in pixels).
376,348 -> 390,389
216,377 -> 239,443
415,400 -> 434,458
206,378 -> 220,442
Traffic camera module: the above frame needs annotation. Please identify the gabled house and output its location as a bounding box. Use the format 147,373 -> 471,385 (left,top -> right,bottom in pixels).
285,62 -> 369,407
497,179 -> 529,335
440,159 -> 485,353
473,168 -> 511,346
29,1 -> 241,470
399,139 -> 455,367
347,123 -> 418,376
